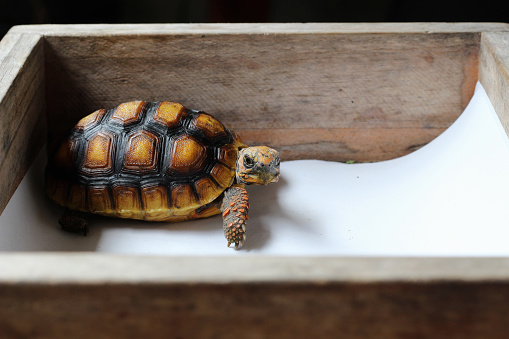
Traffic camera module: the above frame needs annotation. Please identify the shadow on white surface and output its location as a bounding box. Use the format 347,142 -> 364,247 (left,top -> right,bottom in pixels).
2,82 -> 509,256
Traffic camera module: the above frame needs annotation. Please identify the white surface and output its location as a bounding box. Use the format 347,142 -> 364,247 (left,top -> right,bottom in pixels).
2,82 -> 509,256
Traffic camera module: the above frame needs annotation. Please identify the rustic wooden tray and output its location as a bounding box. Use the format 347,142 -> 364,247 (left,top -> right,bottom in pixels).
1,23 -> 509,337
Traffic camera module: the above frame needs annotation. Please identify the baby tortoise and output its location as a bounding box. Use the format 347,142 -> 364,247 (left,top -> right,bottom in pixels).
45,101 -> 280,249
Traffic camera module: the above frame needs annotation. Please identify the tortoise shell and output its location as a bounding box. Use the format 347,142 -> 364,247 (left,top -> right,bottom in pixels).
45,101 -> 246,222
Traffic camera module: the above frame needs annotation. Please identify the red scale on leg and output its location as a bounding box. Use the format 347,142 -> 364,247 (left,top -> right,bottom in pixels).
220,187 -> 249,250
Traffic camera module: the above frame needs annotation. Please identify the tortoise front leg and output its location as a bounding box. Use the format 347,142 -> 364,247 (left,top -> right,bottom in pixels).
221,186 -> 249,250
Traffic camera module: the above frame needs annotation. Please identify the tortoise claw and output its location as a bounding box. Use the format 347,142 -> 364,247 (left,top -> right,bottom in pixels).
234,240 -> 245,250
228,241 -> 244,250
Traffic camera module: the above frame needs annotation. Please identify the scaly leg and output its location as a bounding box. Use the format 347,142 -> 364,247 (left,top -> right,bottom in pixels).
220,186 -> 249,250
59,209 -> 89,236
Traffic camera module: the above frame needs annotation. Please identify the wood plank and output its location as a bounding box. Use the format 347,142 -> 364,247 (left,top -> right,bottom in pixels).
238,127 -> 444,162
0,89 -> 46,214
0,34 -> 44,163
0,33 -> 22,65
2,255 -> 509,338
3,255 -> 509,283
9,22 -> 509,36
0,32 -> 46,214
479,32 -> 509,137
1,23 -> 509,338
1,280 -> 509,338
43,30 -> 481,161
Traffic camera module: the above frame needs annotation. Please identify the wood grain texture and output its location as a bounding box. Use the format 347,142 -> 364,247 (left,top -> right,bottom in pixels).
0,33 -> 46,214
40,25 -> 486,161
3,255 -> 509,338
480,32 -> 509,136
4,255 -> 509,283
2,281 -> 509,338
10,22 -> 509,36
239,127 -> 443,161
3,23 -> 509,338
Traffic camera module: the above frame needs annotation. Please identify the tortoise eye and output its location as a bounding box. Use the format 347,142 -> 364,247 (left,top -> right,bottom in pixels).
243,154 -> 254,168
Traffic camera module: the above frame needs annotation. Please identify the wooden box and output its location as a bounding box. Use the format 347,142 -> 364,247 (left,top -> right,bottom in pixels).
2,23 -> 509,337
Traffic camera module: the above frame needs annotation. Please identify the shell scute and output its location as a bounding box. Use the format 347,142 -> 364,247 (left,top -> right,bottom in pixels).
113,185 -> 142,219
52,139 -> 77,174
217,144 -> 238,169
192,113 -> 228,140
88,187 -> 112,213
168,135 -> 209,175
142,185 -> 171,220
152,101 -> 185,128
171,184 -> 198,210
123,130 -> 159,173
48,177 -> 69,206
75,109 -> 106,131
210,163 -> 234,188
68,184 -> 87,211
81,131 -> 114,175
195,177 -> 223,205
111,101 -> 145,126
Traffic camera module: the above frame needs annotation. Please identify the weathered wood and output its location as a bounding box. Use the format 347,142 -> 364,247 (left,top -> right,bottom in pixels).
0,33 -> 46,214
3,255 -> 509,338
3,255 -> 509,283
42,31 -> 480,162
2,23 -> 509,338
5,23 -> 504,163
10,22 -> 509,36
2,255 -> 509,338
1,281 -> 509,338
239,127 -> 443,161
480,32 -> 509,137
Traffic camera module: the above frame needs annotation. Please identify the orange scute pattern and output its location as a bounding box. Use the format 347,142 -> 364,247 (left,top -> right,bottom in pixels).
82,132 -> 113,171
88,187 -> 112,213
169,135 -> 208,174
52,139 -> 76,172
193,113 -> 227,138
171,184 -> 198,210
195,177 -> 222,204
217,144 -> 238,168
68,184 -> 87,210
45,100 -> 244,223
142,186 -> 171,220
113,186 -> 142,219
75,109 -> 106,131
153,101 -> 185,127
111,101 -> 145,125
210,163 -> 234,188
124,131 -> 158,171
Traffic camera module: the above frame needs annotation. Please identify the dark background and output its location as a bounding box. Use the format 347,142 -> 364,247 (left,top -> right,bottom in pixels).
1,0 -> 507,39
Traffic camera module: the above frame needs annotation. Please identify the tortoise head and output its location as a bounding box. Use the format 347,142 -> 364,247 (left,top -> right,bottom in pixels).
236,146 -> 280,185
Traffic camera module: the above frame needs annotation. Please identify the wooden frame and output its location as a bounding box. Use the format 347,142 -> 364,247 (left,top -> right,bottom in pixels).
2,23 -> 509,337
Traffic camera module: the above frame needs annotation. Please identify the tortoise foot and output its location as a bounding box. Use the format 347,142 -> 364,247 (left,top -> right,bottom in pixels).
59,210 -> 89,236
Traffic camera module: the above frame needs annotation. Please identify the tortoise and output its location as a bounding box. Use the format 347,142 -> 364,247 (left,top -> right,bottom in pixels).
45,100 -> 280,250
